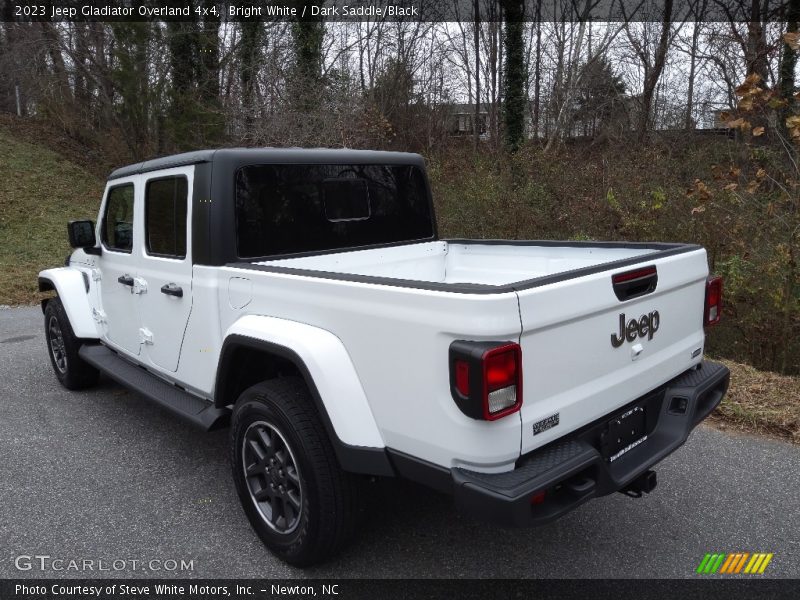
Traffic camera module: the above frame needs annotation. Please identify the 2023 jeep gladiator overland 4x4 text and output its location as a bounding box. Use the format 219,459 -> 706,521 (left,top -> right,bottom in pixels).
39,149 -> 729,566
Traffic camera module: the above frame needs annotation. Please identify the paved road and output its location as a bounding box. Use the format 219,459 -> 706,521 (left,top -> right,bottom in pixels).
1,306 -> 798,579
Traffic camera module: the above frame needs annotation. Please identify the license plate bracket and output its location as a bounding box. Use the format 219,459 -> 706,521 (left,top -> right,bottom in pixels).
601,406 -> 646,462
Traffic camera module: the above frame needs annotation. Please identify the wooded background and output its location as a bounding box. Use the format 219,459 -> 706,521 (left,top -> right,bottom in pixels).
0,0 -> 798,374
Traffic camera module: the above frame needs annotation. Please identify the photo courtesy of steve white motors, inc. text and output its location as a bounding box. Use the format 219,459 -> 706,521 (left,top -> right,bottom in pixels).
21,2 -> 421,19
14,583 -> 339,598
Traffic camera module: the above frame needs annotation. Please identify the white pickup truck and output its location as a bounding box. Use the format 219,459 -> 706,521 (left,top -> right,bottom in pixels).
39,149 -> 729,566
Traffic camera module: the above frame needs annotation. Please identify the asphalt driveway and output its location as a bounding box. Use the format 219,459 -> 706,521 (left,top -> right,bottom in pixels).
1,306 -> 798,578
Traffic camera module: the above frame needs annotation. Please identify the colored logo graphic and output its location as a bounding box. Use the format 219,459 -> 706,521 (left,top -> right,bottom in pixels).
696,553 -> 773,575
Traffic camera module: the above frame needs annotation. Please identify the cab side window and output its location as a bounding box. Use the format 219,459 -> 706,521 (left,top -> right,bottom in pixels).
145,176 -> 188,258
101,184 -> 135,252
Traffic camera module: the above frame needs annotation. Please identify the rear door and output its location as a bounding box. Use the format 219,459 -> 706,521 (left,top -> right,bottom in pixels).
96,179 -> 141,356
515,248 -> 710,455
136,167 -> 193,372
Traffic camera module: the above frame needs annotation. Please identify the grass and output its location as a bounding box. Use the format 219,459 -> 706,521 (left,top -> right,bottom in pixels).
709,359 -> 800,444
0,124 -> 104,305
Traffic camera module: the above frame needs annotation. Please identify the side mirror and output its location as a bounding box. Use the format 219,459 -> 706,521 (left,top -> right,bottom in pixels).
68,220 -> 100,254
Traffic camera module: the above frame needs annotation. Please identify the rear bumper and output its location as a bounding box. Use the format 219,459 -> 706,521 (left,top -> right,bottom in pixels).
451,360 -> 730,527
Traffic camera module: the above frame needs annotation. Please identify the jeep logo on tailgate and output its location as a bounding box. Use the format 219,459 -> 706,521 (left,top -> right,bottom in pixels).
611,310 -> 660,348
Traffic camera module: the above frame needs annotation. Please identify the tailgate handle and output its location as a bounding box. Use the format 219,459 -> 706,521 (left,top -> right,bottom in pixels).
612,266 -> 658,301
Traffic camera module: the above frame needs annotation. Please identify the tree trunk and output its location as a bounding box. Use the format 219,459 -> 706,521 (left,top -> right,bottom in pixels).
199,0 -> 222,143
0,3 -> 18,114
745,0 -> 768,81
780,0 -> 800,102
488,19 -> 498,146
685,22 -> 701,129
40,22 -> 71,103
501,0 -> 526,152
168,8 -> 200,150
638,0 -> 673,141
238,20 -> 262,131
545,19 -> 588,153
533,2 -> 541,140
291,3 -> 325,113
473,0 -> 481,148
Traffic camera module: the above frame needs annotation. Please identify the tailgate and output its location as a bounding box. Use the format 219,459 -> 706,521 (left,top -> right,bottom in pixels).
516,247 -> 709,455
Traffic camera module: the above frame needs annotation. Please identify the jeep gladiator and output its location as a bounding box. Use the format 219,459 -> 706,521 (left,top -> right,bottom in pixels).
39,148 -> 729,566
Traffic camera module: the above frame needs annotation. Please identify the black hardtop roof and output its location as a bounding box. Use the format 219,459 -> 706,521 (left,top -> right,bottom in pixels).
107,147 -> 425,180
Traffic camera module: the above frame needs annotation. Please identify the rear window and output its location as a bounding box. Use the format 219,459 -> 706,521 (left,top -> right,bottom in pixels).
234,164 -> 434,258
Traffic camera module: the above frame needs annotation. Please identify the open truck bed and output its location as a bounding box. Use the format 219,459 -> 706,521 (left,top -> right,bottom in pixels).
241,239 -> 699,292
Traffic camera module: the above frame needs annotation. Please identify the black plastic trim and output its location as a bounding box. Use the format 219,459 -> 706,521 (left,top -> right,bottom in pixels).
108,148 -> 425,180
391,360 -> 729,528
107,150 -> 216,180
67,219 -> 97,251
611,264 -> 659,301
445,238 -> 690,250
215,334 -> 394,477
228,241 -> 702,295
37,277 -> 54,293
387,449 -> 452,494
191,161 -> 214,265
78,344 -> 229,432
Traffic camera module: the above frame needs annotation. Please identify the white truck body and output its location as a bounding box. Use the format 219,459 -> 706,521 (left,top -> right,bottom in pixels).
53,234 -> 709,471
40,149 -> 729,561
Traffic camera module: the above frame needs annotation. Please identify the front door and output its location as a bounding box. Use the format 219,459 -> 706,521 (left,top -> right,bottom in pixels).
136,167 -> 194,372
97,180 -> 141,356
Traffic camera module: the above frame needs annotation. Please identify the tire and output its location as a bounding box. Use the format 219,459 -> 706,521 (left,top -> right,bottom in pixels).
230,377 -> 360,567
43,297 -> 100,390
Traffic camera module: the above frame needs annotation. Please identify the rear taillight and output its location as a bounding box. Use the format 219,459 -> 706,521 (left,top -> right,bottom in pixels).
704,276 -> 723,327
450,341 -> 522,420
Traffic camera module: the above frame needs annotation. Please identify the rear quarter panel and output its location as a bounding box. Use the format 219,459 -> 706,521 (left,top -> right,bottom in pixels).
212,267 -> 524,469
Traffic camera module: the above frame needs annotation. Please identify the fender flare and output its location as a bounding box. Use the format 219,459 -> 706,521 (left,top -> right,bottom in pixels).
216,315 -> 393,476
38,267 -> 99,339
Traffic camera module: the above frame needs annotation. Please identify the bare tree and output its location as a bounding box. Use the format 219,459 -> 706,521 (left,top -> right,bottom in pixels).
622,0 -> 684,140
545,0 -> 631,152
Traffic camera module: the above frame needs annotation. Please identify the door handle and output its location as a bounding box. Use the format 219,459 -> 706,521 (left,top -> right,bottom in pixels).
117,274 -> 134,286
160,283 -> 183,298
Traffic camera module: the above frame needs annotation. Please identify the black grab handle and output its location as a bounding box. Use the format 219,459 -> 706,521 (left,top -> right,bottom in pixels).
612,266 -> 658,302
160,283 -> 183,298
117,275 -> 134,286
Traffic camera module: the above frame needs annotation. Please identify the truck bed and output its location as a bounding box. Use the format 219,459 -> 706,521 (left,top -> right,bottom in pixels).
248,240 -> 697,291
228,236 -> 710,468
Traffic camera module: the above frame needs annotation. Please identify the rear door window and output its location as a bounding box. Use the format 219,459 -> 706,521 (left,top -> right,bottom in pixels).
145,176 -> 188,258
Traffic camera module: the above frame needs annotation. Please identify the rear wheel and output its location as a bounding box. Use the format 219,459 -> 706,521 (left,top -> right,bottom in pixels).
231,377 -> 360,566
44,297 -> 99,390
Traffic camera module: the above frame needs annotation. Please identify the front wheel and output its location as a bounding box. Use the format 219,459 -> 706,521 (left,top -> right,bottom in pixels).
43,297 -> 99,390
230,377 -> 360,567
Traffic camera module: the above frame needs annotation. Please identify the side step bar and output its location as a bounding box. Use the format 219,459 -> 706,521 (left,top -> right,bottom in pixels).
79,344 -> 229,431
